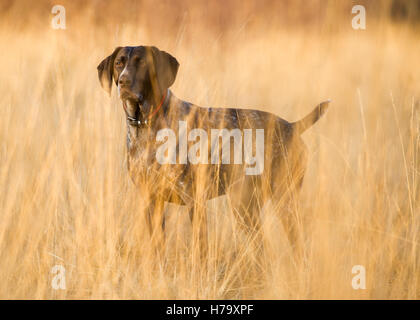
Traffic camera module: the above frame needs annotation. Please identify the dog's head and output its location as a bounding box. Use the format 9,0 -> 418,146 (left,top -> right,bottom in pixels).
97,46 -> 179,118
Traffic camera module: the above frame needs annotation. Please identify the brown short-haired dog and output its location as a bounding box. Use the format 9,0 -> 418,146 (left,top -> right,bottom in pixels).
97,45 -> 330,251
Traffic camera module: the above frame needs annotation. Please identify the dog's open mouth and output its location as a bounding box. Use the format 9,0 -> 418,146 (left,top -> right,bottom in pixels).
123,98 -> 143,123
120,90 -> 145,122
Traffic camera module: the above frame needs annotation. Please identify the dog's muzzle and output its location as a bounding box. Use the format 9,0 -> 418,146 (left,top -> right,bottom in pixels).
123,99 -> 148,127
124,90 -> 168,127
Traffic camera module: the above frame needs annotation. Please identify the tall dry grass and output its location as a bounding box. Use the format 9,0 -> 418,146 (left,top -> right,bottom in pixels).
0,0 -> 418,299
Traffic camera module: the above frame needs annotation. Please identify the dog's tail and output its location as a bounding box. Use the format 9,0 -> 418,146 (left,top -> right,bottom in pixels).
291,100 -> 331,135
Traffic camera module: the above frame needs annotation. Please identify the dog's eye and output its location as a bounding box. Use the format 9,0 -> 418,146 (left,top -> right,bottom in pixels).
115,57 -> 126,68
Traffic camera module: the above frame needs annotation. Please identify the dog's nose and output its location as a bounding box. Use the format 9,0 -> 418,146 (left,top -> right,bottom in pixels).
119,75 -> 131,87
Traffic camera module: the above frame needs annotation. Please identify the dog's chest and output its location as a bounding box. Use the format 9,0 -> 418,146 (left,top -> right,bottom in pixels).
126,126 -> 192,194
126,126 -> 154,162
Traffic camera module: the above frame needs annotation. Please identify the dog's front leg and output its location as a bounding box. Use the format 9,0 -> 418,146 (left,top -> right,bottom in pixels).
187,203 -> 208,265
145,197 -> 166,259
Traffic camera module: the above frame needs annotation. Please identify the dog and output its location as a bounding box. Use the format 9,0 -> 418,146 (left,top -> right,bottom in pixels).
97,45 -> 330,250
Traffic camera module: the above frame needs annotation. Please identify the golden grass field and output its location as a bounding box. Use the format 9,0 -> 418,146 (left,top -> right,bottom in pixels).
0,0 -> 418,299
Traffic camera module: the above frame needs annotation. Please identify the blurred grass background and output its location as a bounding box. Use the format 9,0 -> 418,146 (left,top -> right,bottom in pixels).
0,0 -> 418,299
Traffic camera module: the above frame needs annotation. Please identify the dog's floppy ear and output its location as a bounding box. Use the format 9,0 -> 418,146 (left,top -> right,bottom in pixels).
148,46 -> 179,93
97,47 -> 122,95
